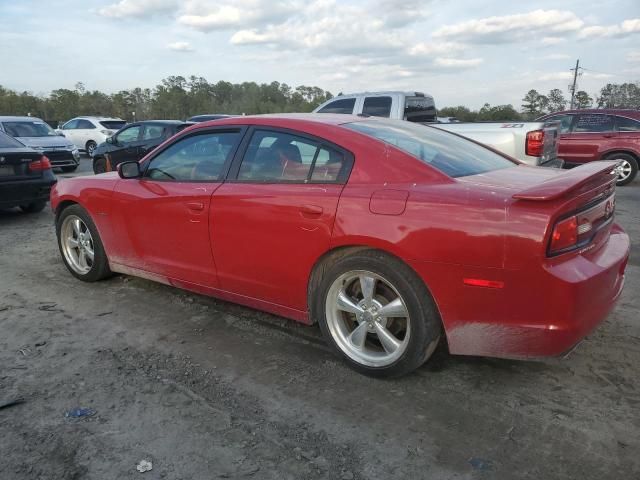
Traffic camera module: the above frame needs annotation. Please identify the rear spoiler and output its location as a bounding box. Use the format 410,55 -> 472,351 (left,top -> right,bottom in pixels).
513,161 -> 618,201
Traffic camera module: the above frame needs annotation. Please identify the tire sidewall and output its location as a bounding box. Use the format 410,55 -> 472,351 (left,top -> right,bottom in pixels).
86,141 -> 97,158
56,204 -> 110,282
93,157 -> 106,174
608,153 -> 638,186
314,250 -> 441,378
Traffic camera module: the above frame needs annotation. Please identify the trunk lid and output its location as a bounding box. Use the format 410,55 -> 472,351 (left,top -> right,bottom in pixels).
0,148 -> 46,180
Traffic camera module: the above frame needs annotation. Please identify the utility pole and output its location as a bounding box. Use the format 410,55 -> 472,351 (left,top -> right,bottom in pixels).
569,59 -> 580,109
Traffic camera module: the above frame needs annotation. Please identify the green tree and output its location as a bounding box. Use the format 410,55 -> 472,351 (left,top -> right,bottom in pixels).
521,89 -> 548,118
597,82 -> 640,108
546,88 -> 567,113
574,90 -> 593,109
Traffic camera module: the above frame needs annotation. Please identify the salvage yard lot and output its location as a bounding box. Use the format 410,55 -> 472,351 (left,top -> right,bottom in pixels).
1,159 -> 638,479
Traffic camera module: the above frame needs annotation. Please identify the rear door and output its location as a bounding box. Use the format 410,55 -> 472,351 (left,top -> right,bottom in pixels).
75,119 -> 97,148
108,125 -> 142,167
562,113 -> 616,165
210,128 -> 353,310
60,119 -> 81,148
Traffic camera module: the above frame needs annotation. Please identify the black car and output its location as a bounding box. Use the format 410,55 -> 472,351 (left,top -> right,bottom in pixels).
187,114 -> 234,122
92,120 -> 193,174
0,131 -> 57,213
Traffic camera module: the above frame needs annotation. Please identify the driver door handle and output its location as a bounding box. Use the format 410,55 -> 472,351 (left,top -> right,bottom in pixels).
187,202 -> 205,211
300,204 -> 323,218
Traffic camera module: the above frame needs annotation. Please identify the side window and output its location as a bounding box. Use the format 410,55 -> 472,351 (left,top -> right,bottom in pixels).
142,125 -> 166,140
77,120 -> 96,129
63,119 -> 78,130
362,96 -> 392,118
116,126 -> 141,144
616,116 -> 640,132
237,130 -> 346,183
545,114 -> 574,134
317,98 -> 356,115
145,131 -> 240,182
574,114 -> 614,133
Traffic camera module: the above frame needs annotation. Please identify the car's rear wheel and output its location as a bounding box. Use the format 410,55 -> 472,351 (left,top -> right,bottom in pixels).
606,153 -> 638,186
19,201 -> 46,213
56,205 -> 111,282
315,250 -> 441,377
93,156 -> 107,174
86,141 -> 97,158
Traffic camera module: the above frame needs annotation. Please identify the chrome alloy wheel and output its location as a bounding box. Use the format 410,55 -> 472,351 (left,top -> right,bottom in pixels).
615,159 -> 633,182
325,270 -> 411,367
60,215 -> 95,275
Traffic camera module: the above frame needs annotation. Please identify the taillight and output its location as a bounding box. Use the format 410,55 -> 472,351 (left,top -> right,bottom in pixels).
549,215 -> 578,255
526,129 -> 544,157
28,155 -> 52,172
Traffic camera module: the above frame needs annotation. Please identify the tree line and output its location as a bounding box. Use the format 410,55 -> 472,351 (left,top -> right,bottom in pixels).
0,76 -> 638,125
0,76 -> 334,125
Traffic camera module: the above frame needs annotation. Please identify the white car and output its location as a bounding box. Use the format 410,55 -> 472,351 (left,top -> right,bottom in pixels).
58,117 -> 126,157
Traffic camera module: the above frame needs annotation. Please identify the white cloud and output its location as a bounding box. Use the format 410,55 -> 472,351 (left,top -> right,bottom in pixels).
541,36 -> 563,46
578,18 -> 640,38
538,71 -> 613,81
433,57 -> 483,68
167,41 -> 194,52
408,41 -> 464,56
98,0 -> 177,18
540,53 -> 571,60
433,10 -> 583,43
627,51 -> 640,62
178,0 -> 297,31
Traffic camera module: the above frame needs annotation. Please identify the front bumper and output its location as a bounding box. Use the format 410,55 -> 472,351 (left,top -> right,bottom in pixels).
0,174 -> 57,208
44,149 -> 80,168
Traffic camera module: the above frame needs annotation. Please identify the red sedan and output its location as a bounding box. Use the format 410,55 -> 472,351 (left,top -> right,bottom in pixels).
50,114 -> 630,377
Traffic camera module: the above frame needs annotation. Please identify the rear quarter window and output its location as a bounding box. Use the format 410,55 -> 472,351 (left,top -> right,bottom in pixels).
317,98 -> 356,115
344,119 -> 516,178
616,116 -> 640,132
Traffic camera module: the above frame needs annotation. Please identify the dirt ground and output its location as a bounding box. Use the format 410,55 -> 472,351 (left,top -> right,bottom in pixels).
1,162 -> 639,479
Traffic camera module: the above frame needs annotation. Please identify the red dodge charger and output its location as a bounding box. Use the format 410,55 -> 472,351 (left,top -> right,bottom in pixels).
50,114 -> 630,377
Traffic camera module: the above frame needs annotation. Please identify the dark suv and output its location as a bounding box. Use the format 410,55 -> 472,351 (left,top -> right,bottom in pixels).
92,120 -> 192,174
539,109 -> 640,186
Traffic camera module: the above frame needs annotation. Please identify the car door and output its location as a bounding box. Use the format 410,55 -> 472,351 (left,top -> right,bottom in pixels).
562,113 -> 616,165
109,128 -> 245,286
139,124 -> 169,160
75,119 -> 96,149
210,128 -> 353,311
61,119 -> 80,148
108,125 -> 142,167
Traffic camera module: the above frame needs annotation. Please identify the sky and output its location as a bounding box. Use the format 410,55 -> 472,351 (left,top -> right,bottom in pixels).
0,0 -> 639,109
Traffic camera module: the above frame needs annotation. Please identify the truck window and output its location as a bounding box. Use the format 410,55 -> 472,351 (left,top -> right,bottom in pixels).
574,114 -> 614,133
345,119 -> 515,178
317,98 -> 356,115
404,96 -> 436,123
362,96 -> 392,118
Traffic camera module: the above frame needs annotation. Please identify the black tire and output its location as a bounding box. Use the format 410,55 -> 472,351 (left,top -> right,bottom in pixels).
93,157 -> 107,174
56,204 -> 112,282
313,250 -> 441,378
605,153 -> 638,186
86,141 -> 97,158
19,201 -> 46,213
60,165 -> 78,173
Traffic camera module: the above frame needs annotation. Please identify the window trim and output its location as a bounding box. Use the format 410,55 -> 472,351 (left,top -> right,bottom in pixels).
226,126 -> 355,185
139,126 -> 248,183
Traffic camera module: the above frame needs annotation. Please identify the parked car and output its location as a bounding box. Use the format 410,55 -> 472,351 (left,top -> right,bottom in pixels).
314,91 -> 437,122
0,130 -> 56,213
50,114 -> 629,377
0,116 -> 81,172
435,121 -> 561,166
188,114 -> 235,122
92,120 -> 193,174
58,116 -> 126,157
314,92 -> 560,166
538,109 -> 640,186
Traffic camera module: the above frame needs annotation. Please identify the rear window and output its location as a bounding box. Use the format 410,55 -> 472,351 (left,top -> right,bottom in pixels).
317,98 -> 356,115
616,116 -> 640,132
0,131 -> 25,148
404,97 -> 436,123
344,119 -> 515,178
100,121 -> 126,130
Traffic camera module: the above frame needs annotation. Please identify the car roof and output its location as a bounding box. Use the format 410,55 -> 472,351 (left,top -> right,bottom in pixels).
541,109 -> 640,120
73,116 -> 124,121
191,113 -> 368,129
0,116 -> 46,122
333,91 -> 433,98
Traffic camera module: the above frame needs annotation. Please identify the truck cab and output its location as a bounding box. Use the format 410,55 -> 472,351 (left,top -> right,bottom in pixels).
313,91 -> 436,123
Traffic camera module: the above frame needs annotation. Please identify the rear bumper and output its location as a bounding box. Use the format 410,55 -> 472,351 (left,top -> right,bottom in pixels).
412,225 -> 630,359
0,174 -> 57,208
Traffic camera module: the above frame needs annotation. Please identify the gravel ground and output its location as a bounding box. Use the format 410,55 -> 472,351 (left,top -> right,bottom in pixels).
1,158 -> 639,479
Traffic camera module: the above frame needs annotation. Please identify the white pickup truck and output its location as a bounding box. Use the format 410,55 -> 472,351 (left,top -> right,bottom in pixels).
313,91 -> 560,166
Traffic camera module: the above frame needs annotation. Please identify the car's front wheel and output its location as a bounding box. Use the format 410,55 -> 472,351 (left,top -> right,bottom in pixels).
56,205 -> 112,282
315,250 -> 441,377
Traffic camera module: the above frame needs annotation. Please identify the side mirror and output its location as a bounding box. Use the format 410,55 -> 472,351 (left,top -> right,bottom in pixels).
106,136 -> 114,144
117,161 -> 141,179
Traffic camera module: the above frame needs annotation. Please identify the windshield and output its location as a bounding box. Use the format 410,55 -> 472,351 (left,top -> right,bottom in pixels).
100,121 -> 126,130
344,119 -> 516,178
2,120 -> 58,138
0,130 -> 25,148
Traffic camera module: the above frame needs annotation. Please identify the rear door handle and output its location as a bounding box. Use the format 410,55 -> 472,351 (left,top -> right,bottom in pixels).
300,204 -> 323,217
187,202 -> 205,211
